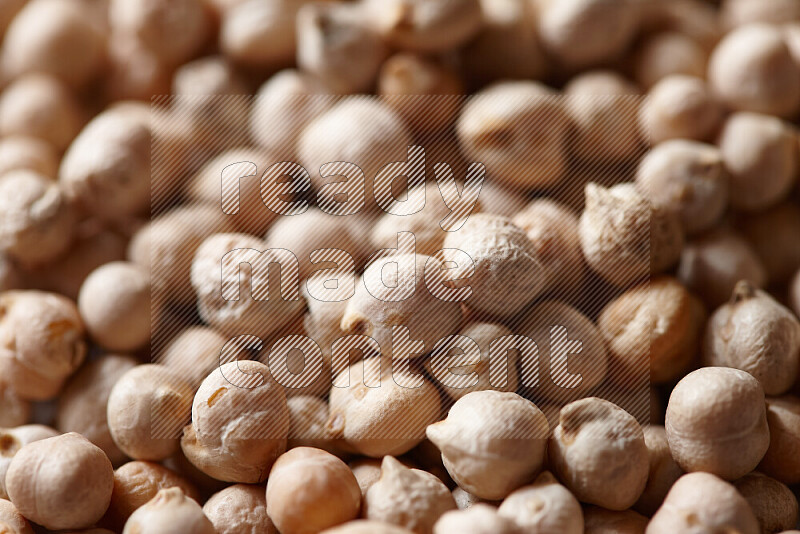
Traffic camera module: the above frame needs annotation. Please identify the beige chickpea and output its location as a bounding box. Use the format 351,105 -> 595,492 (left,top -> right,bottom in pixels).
105,35 -> 173,103
0,425 -> 59,500
549,398 -> 649,510
157,326 -> 233,388
703,281 -> 800,395
297,2 -> 387,94
267,447 -> 361,534
638,0 -> 721,53
791,269 -> 800,319
666,367 -> 770,480
717,112 -> 798,213
0,74 -> 84,152
0,290 -> 86,400
59,103 -> 152,221
598,276 -> 705,385
327,357 -> 442,458
632,32 -> 707,90
320,521 -> 414,534
203,484 -> 276,534
497,471 -> 583,534
0,0 -> 105,87
456,81 -> 568,190
734,472 -> 798,534
6,433 -> 113,530
709,23 -> 800,118
109,0 -> 209,67
0,499 -> 33,534
737,202 -> 800,285
107,364 -> 193,462
56,354 -> 138,466
535,0 -> 639,70
583,507 -> 648,533
433,504 -> 519,534
350,458 -> 384,497
0,136 -> 59,178
427,391 -> 549,501
564,71 -> 643,164
364,456 -> 454,534
287,395 -> 344,455
190,233 -> 305,339
78,261 -> 154,352
635,140 -> 728,235
0,169 -> 76,268
759,395 -> 800,484
641,75 -> 723,144
122,487 -> 214,534
0,384 -> 29,428
250,69 -> 332,158
647,472 -> 759,534
181,360 -> 289,483
634,425 -> 683,517
579,183 -> 684,288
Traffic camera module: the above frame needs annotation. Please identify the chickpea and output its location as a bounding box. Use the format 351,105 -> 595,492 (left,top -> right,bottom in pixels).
677,228 -> 768,309
703,281 -> 800,395
157,327 -> 230,388
122,487 -> 214,534
0,290 -> 86,401
717,112 -> 798,213
297,2 -> 387,94
666,367 -> 770,480
759,395 -> 800,484
638,0 -> 721,53
647,472 -> 759,534
549,397 -> 649,510
579,183 -> 684,288
302,272 -> 355,370
0,384 -> 29,428
583,507 -> 648,533
632,32 -> 707,90
0,425 -> 59,500
734,472 -> 798,534
0,0 -> 105,87
107,364 -> 194,462
320,521 -> 414,534
105,35 -> 172,103
287,395 -> 345,455
633,425 -> 683,517
350,458 -> 383,497
0,169 -> 76,268
56,354 -> 138,466
497,471 -> 583,534
598,277 -> 705,385
708,23 -> 800,118
203,484 -> 276,534
0,499 -> 33,534
433,504 -> 519,534
640,75 -> 723,144
475,180 -> 530,218
564,71 -> 642,164
737,202 -> 800,285
327,357 -> 442,458
59,103 -> 152,221
6,433 -> 113,530
721,0 -> 800,29
456,81 -> 568,190
427,391 -> 548,500
267,447 -> 361,534
181,360 -> 290,483
0,136 -> 59,178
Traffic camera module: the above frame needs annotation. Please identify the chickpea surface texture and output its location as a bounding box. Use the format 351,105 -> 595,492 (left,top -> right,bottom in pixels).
122,487 -> 214,534
203,484 -> 277,534
497,471 -> 584,534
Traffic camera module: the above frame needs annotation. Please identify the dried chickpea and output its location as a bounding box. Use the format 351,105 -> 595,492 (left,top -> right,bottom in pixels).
327,357 -> 442,458
181,360 -> 289,483
549,397 -> 649,510
6,433 -> 113,530
59,103 -> 152,221
583,507 -> 648,533
717,112 -> 798,213
0,0 -> 105,87
320,521 -> 414,534
598,276 -> 705,385
56,354 -> 138,466
122,487 -> 214,534
0,136 -> 59,178
665,367 -> 770,480
632,32 -> 707,90
363,456 -> 454,534
579,183 -> 684,288
759,395 -> 800,484
708,23 -> 800,118
0,499 -> 33,534
677,228 -> 768,309
433,504 -> 519,534
0,290 -> 86,400
633,425 -> 683,517
0,384 -> 29,428
497,471 -> 583,534
107,364 -> 194,462
0,425 -> 59,500
203,484 -> 276,534
734,472 -> 798,534
0,169 -> 76,268
635,140 -> 728,235
737,202 -> 800,285
456,81 -> 568,190
157,327 -> 230,388
78,261 -> 154,353
640,75 -> 723,144
427,391 -> 549,500
267,447 -> 361,534
647,472 -> 759,534
703,281 -> 800,395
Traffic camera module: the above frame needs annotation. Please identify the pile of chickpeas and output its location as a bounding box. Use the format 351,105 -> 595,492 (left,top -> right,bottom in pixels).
1,0 -> 800,533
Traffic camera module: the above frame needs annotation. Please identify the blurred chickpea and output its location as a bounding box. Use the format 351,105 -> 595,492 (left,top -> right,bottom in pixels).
634,425 -> 683,517
632,32 -> 707,89
734,472 -> 798,534
0,498 -> 33,534
105,36 -> 173,102
433,504 -> 519,534
497,471 -> 583,534
475,180 -> 530,218
737,202 -> 800,285
641,75 -> 723,144
759,395 -> 800,485
0,136 -> 59,178
203,484 -> 277,534
0,425 -> 59,500
122,487 -> 214,534
721,0 -> 800,30
157,326 -> 230,388
638,0 -> 721,52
